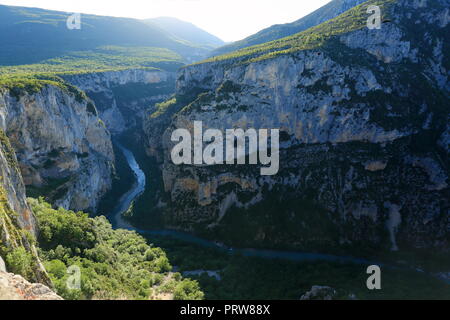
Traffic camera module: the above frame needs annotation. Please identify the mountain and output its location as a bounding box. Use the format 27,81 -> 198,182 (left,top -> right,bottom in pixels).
0,0 -> 448,300
143,0 -> 450,252
210,0 -> 367,57
147,17 -> 225,50
0,6 -> 189,214
1,82 -> 115,213
0,5 -> 206,66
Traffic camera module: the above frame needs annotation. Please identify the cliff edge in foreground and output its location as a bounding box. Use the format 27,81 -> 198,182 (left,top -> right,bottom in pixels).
0,270 -> 62,300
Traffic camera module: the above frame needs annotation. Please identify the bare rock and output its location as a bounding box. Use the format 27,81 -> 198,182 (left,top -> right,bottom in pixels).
300,286 -> 337,300
0,271 -> 62,300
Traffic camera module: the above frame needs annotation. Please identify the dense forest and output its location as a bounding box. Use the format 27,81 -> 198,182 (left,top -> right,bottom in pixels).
4,198 -> 204,300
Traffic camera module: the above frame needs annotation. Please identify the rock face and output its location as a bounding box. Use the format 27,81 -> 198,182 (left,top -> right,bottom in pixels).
145,0 -> 449,251
0,129 -> 36,233
0,130 -> 51,285
64,69 -> 177,134
0,84 -> 114,213
300,286 -> 337,300
0,271 -> 62,300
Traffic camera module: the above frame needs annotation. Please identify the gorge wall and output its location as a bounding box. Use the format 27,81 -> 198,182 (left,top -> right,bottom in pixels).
0,84 -> 114,213
144,0 -> 449,252
0,68 -> 177,293
64,69 -> 177,135
0,125 -> 50,285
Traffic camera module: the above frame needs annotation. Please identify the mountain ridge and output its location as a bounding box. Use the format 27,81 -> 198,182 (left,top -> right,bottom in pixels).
146,17 -> 225,50
0,4 -> 213,65
210,0 -> 368,57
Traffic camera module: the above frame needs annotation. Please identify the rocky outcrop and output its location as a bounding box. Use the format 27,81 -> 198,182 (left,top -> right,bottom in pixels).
0,129 -> 36,233
0,271 -> 62,300
144,0 -> 449,251
64,69 -> 177,134
300,286 -> 337,300
0,84 -> 114,213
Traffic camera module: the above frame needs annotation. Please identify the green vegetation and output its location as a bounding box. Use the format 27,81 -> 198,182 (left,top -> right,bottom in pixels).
0,46 -> 184,105
0,136 -> 30,276
0,185 -> 42,282
5,247 -> 37,280
0,73 -> 90,102
150,97 -> 179,119
0,46 -> 184,95
0,5 -> 205,66
0,5 -> 191,95
150,235 -> 450,300
30,197 -> 204,300
0,134 -> 41,281
0,46 -> 183,77
148,89 -> 207,120
0,129 -> 20,173
105,137 -> 450,300
200,0 -> 395,65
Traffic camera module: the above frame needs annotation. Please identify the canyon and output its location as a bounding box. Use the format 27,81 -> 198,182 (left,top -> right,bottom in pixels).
0,0 -> 448,300
1,0 -> 444,255
142,0 -> 449,252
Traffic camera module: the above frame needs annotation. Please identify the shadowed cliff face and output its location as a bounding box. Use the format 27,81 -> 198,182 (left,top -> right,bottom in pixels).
64,69 -> 177,135
0,84 -> 115,213
143,0 -> 449,252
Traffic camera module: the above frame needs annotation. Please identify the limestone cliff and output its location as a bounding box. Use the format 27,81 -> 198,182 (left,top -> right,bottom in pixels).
0,84 -> 114,213
144,0 -> 449,251
64,69 -> 177,134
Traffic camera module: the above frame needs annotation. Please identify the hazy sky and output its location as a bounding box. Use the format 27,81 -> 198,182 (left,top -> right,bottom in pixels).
0,0 -> 331,42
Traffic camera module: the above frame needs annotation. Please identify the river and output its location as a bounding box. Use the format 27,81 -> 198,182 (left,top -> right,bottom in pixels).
108,144 -> 450,283
109,143 -> 146,230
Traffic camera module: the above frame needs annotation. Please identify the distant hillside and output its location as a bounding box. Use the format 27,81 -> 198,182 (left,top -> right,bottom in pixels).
201,0 -> 379,65
210,0 -> 366,57
0,5 -> 205,66
147,17 -> 224,50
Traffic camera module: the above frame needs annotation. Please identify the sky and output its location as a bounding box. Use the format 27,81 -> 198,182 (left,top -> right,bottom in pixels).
0,0 -> 331,42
